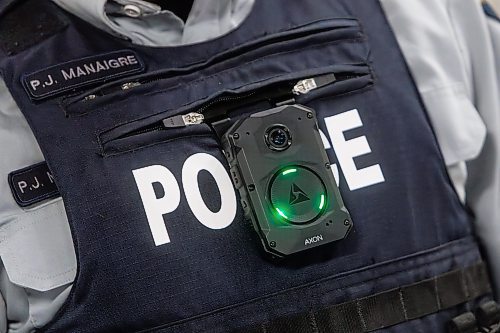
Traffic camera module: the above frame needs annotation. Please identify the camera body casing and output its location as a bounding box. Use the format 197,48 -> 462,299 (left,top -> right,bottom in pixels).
221,104 -> 352,257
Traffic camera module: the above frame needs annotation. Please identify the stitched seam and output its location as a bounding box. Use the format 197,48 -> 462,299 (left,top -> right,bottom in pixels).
135,239 -> 476,332
461,269 -> 470,300
8,163 -> 59,205
356,299 -> 367,331
434,277 -> 441,310
96,64 -> 359,139
22,50 -> 145,99
10,190 -> 59,206
101,134 -> 215,157
142,38 -> 365,98
304,79 -> 374,104
0,210 -> 49,242
68,37 -> 366,117
63,18 -> 362,111
0,206 -> 75,286
96,64 -> 372,154
100,79 -> 374,157
27,285 -> 39,329
399,289 -> 408,321
168,17 -> 360,69
308,311 -> 319,333
5,265 -> 76,281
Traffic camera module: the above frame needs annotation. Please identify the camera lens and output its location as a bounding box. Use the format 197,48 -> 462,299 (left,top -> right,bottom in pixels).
270,129 -> 287,146
266,125 -> 292,151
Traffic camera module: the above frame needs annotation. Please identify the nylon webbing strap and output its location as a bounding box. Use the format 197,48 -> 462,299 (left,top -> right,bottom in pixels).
240,262 -> 491,333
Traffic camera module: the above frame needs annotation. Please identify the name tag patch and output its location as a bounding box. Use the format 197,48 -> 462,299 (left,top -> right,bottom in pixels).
22,50 -> 145,100
8,162 -> 60,207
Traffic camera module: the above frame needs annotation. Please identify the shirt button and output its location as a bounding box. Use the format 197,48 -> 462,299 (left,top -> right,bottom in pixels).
123,4 -> 142,18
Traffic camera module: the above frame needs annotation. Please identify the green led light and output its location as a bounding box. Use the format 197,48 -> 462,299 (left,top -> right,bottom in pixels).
318,194 -> 325,210
282,168 -> 297,176
275,207 -> 289,219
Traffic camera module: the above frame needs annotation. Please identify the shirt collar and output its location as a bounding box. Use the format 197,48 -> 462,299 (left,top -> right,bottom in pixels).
52,0 -> 255,46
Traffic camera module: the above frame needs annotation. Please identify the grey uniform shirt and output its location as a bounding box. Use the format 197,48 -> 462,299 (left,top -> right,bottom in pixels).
0,0 -> 498,331
380,0 -> 500,294
0,78 -> 75,333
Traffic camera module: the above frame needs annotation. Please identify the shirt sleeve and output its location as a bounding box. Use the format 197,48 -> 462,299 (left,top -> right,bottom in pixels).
0,76 -> 77,331
380,0 -> 500,291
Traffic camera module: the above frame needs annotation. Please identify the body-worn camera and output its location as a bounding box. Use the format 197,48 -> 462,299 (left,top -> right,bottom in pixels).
221,104 -> 352,257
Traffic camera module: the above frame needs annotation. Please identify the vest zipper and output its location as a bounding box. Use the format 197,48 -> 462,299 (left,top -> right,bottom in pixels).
163,73 -> 338,128
74,22 -> 358,102
114,72 -> 358,140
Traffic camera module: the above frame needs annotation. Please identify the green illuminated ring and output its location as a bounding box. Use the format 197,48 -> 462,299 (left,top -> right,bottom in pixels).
267,165 -> 328,225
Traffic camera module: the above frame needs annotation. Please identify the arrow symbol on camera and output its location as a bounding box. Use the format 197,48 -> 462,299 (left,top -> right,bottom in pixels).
289,183 -> 310,205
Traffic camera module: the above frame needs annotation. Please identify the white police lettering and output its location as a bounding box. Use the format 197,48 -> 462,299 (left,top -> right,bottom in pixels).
61,55 -> 138,81
324,109 -> 385,190
304,235 -> 323,245
132,165 -> 180,246
182,153 -> 236,230
133,156 -> 235,246
133,109 -> 385,246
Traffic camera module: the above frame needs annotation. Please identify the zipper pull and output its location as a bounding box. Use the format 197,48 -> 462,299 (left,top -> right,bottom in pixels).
83,94 -> 97,101
163,112 -> 205,128
121,82 -> 142,90
163,73 -> 337,128
292,73 -> 337,95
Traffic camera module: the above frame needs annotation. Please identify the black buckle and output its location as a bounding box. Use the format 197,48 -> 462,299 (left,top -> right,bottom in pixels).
449,302 -> 500,333
478,301 -> 500,332
449,312 -> 479,333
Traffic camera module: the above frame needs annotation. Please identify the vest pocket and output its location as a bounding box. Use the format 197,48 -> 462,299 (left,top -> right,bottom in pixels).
97,65 -> 373,157
62,17 -> 369,117
0,200 -> 76,292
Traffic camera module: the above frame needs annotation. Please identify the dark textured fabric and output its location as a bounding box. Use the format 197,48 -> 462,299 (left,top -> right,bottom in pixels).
403,279 -> 438,320
240,263 -> 491,333
0,0 -> 492,332
0,0 -> 67,55
316,302 -> 364,333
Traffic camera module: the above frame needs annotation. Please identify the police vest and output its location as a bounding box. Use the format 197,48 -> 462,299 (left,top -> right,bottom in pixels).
0,0 -> 493,332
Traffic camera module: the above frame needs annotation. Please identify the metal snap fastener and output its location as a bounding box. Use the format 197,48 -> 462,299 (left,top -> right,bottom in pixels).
123,4 -> 142,18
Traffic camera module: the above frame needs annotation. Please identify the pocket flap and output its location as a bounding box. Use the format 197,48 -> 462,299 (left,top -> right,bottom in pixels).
0,201 -> 76,292
421,83 -> 486,166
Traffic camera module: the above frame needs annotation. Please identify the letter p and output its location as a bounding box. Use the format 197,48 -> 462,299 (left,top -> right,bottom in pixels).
132,165 -> 180,246
30,80 -> 40,91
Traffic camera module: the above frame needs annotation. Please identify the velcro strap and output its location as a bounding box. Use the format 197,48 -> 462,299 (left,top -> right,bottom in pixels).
239,262 -> 491,333
0,0 -> 67,56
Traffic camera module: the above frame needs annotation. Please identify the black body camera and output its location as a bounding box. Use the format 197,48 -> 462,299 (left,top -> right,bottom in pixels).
221,104 -> 352,257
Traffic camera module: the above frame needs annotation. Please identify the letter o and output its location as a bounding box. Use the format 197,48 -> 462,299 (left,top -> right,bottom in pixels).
182,153 -> 236,229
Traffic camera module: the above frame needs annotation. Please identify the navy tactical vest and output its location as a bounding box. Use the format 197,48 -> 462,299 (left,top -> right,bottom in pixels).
0,0 -> 493,332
